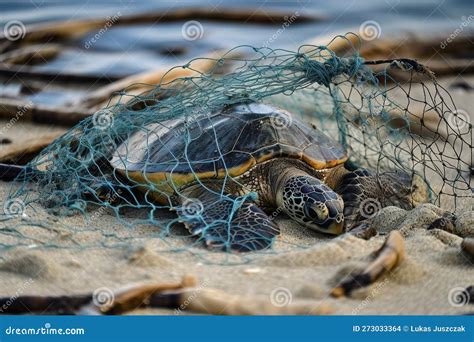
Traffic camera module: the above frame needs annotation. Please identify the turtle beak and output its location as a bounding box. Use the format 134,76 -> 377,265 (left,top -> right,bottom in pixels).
326,219 -> 345,235
321,199 -> 345,235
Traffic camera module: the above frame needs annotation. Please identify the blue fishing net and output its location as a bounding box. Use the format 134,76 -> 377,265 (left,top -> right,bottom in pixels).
1,35 -> 472,259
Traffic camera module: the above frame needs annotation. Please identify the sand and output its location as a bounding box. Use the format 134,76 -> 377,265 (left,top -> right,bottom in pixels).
0,77 -> 472,316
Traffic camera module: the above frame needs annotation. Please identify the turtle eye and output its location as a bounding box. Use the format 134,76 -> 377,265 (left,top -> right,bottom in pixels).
304,205 -> 318,220
313,201 -> 329,220
304,201 -> 328,221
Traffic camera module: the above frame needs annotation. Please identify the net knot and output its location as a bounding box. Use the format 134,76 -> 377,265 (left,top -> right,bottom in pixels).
300,56 -> 363,87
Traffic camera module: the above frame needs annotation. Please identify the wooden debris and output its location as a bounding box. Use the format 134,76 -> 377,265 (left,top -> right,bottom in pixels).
243,267 -> 263,274
0,132 -> 63,164
450,81 -> 474,91
0,64 -> 120,84
0,44 -> 60,65
99,275 -> 197,314
77,50 -> 227,111
461,238 -> 474,261
0,294 -> 92,314
331,231 -> 405,297
306,32 -> 474,81
0,163 -> 26,181
168,288 -> 332,315
0,98 -> 90,125
359,35 -> 474,80
0,8 -> 319,46
0,275 -> 332,315
0,49 -> 227,124
0,275 -> 196,315
359,34 -> 473,61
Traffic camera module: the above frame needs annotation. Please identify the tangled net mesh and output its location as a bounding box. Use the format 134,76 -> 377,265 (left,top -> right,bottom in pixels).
1,34 -> 472,261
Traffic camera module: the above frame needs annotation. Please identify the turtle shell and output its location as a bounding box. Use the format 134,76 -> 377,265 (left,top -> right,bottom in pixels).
110,103 -> 347,202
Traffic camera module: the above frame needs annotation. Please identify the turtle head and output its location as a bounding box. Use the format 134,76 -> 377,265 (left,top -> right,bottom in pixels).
279,176 -> 345,235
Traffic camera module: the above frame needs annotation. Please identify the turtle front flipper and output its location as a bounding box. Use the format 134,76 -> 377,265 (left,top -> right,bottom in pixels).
333,168 -> 429,232
176,185 -> 280,252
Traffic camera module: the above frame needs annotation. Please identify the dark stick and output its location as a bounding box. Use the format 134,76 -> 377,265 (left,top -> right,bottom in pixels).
364,58 -> 435,78
0,295 -> 92,315
0,163 -> 27,181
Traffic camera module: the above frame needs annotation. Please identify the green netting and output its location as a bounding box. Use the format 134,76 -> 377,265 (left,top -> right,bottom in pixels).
1,34 -> 472,261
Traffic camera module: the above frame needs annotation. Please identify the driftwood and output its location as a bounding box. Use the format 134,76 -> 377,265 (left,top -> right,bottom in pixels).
307,33 -> 472,143
0,98 -> 90,125
0,163 -> 26,181
358,35 -> 473,64
0,49 -> 225,124
0,7 -> 319,103
169,288 -> 332,315
94,275 -> 198,315
0,7 -> 317,123
0,8 -> 319,48
461,238 -> 474,261
0,132 -> 63,164
0,44 -> 60,65
0,275 -> 332,315
359,35 -> 474,80
0,65 -> 120,84
307,32 -> 474,80
77,50 -> 228,111
0,276 -> 196,315
331,231 -> 405,297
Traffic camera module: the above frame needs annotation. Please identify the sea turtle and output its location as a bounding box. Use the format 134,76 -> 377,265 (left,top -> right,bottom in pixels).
110,102 -> 428,252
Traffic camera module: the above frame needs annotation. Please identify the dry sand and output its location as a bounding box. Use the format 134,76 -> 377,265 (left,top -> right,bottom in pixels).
0,77 -> 472,315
